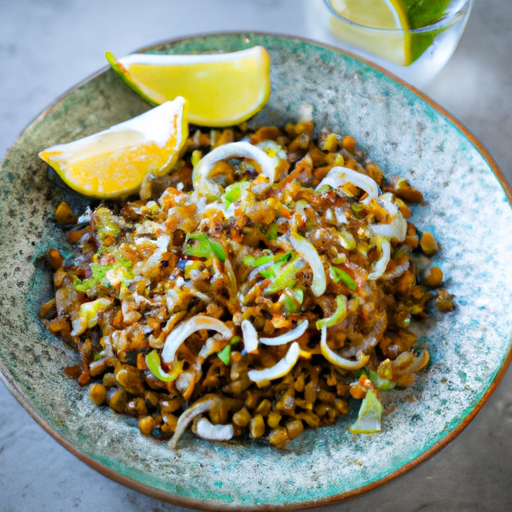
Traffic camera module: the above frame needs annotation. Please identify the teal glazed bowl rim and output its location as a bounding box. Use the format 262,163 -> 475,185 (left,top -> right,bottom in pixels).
1,32 -> 512,511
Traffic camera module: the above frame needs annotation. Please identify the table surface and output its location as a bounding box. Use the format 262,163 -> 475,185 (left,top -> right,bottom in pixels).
1,1 -> 511,511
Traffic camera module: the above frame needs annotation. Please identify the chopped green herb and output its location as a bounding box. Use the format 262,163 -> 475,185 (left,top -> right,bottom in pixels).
217,344 -> 232,365
146,350 -> 183,382
263,223 -> 279,241
243,250 -> 274,268
191,149 -> 202,167
185,233 -> 226,262
351,203 -> 369,216
265,255 -> 305,295
260,252 -> 291,278
224,181 -> 250,208
281,286 -> 304,312
369,370 -> 396,391
337,228 -> 356,250
316,185 -> 331,194
330,266 -> 357,290
73,253 -> 134,292
73,263 -> 112,292
316,294 -> 347,329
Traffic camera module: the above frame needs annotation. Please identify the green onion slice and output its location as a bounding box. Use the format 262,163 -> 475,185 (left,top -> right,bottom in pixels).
185,233 -> 226,262
260,252 -> 291,279
224,181 -> 250,208
349,390 -> 383,434
146,350 -> 183,382
265,254 -> 305,295
329,266 -> 357,290
316,294 -> 348,329
369,370 -> 396,391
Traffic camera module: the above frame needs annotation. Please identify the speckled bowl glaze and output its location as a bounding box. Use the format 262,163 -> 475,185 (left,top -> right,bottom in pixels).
1,33 -> 511,511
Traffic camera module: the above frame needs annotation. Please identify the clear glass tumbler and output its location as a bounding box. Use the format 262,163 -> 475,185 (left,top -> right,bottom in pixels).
304,0 -> 473,88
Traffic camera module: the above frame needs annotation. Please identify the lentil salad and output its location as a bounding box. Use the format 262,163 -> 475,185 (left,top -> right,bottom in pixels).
39,120 -> 454,449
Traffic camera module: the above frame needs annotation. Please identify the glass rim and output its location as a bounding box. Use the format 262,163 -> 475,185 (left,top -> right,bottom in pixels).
323,0 -> 473,34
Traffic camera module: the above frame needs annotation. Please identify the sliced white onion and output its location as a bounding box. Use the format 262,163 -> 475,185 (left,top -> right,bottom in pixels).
248,342 -> 300,385
287,232 -> 326,297
316,166 -> 379,204
224,258 -> 238,300
256,140 -> 287,168
334,207 -> 348,225
370,193 -> 407,241
77,207 -> 92,224
192,141 -> 277,195
294,199 -> 309,215
324,209 -> 335,224
175,371 -> 194,394
341,317 -> 386,358
371,222 -> 407,242
260,320 -> 309,346
320,326 -> 369,370
165,288 -> 180,313
246,260 -> 274,286
382,259 -> 410,281
71,297 -> 114,336
198,336 -> 217,361
133,235 -> 170,278
195,417 -> 234,442
298,102 -> 314,122
371,218 -> 399,237
161,316 -> 232,363
169,395 -> 220,449
368,237 -> 391,280
241,319 -> 259,355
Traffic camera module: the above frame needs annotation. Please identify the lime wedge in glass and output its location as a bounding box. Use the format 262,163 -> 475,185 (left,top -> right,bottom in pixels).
329,0 -> 451,66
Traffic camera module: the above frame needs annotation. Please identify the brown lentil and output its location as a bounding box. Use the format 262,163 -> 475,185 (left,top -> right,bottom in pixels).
424,267 -> 444,287
249,415 -> 266,439
139,416 -> 156,435
89,383 -> 107,406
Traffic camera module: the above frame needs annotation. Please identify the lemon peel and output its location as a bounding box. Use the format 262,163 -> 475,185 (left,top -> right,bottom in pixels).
107,46 -> 271,127
39,98 -> 188,199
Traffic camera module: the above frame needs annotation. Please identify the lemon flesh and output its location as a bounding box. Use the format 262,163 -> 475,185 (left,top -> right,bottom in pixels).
331,0 -> 404,29
106,47 -> 271,127
329,0 -> 451,66
39,98 -> 188,199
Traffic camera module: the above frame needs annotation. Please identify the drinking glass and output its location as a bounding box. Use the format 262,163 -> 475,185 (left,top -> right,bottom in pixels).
304,0 -> 473,88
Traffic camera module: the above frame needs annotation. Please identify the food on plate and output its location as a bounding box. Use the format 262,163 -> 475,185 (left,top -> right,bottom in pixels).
39,98 -> 188,199
39,117 -> 453,449
106,47 -> 271,127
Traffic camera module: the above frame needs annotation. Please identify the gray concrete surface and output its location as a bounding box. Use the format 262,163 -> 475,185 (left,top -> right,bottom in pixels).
1,1 -> 512,511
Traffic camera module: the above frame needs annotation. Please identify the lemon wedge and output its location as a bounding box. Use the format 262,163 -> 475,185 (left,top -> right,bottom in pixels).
331,0 -> 405,29
328,0 -> 450,66
39,97 -> 188,199
106,47 -> 271,127
329,0 -> 410,65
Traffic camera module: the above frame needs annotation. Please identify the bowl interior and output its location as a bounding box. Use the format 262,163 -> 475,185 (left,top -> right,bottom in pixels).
1,33 -> 511,510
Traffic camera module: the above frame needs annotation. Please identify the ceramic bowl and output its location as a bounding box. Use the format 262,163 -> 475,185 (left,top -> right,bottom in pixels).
1,33 -> 512,511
